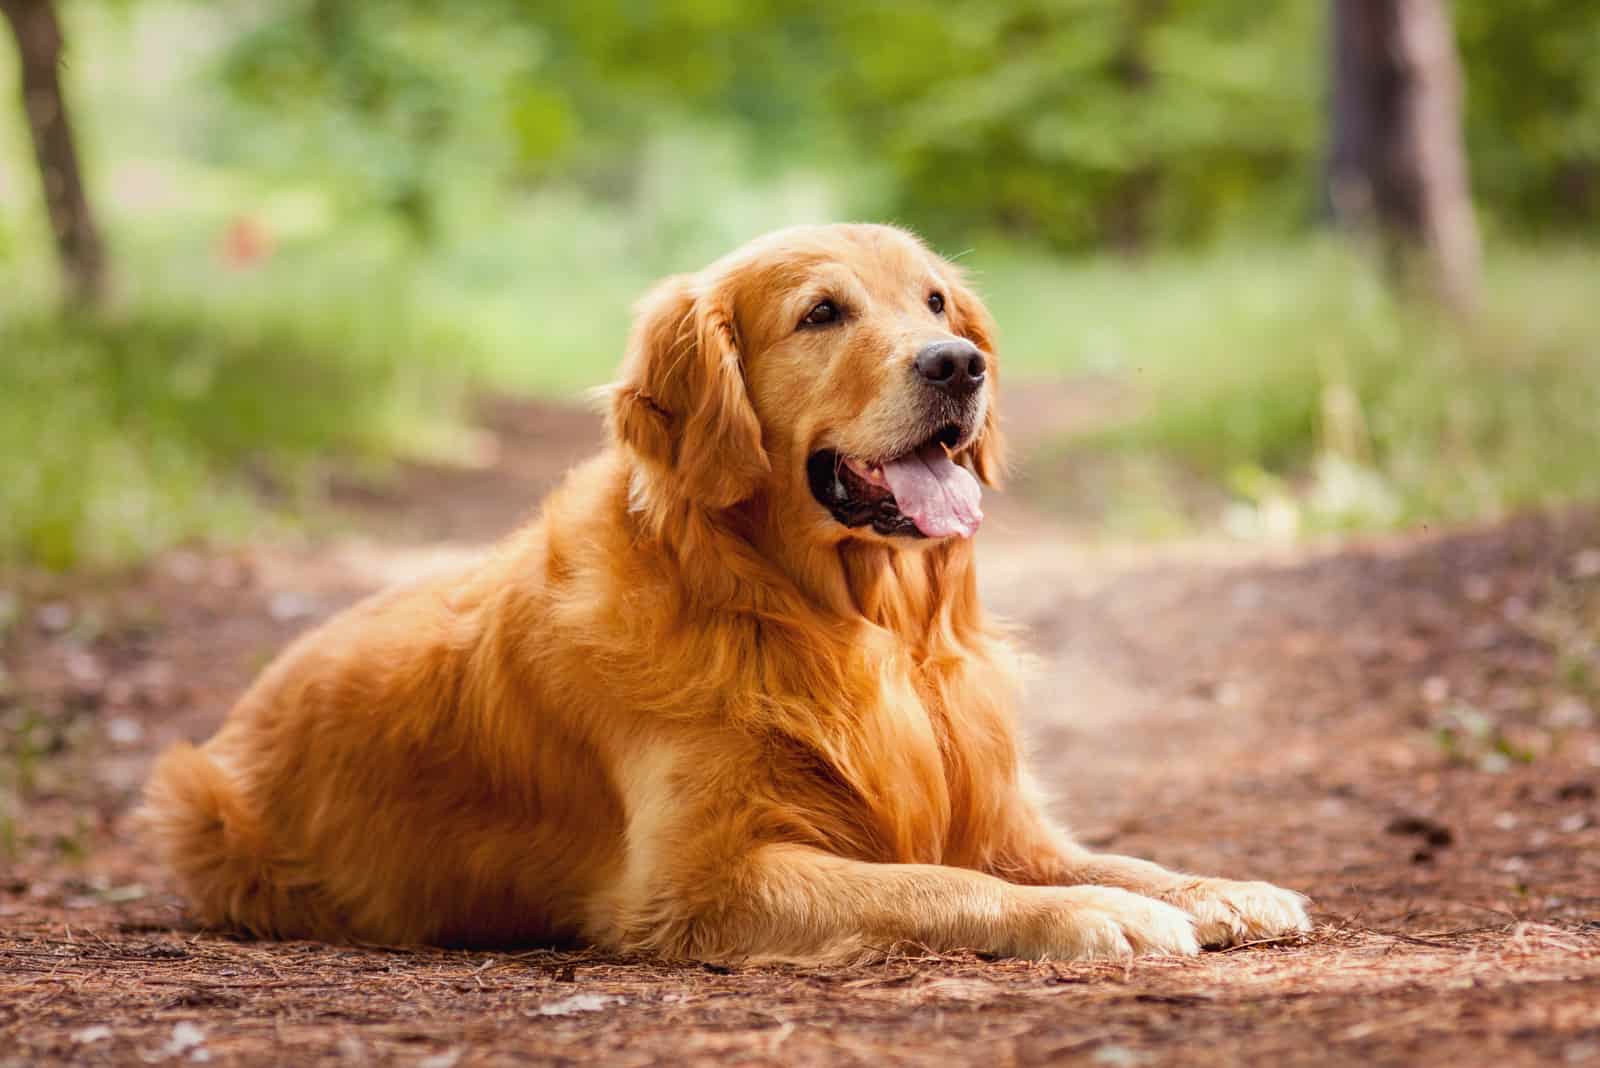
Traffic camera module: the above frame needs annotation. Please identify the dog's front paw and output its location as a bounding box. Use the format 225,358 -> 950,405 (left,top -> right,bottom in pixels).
1018,885 -> 1201,961
1161,878 -> 1311,948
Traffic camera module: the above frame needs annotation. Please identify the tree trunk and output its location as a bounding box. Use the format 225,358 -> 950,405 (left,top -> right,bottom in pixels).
1,0 -> 105,305
1327,0 -> 1480,315
1105,0 -> 1165,254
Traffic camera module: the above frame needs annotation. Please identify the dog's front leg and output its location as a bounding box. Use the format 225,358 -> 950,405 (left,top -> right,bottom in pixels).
611,843 -> 1200,965
990,793 -> 1311,948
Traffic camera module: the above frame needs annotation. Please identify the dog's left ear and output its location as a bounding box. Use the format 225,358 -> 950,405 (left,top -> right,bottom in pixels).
944,270 -> 1006,488
609,274 -> 769,508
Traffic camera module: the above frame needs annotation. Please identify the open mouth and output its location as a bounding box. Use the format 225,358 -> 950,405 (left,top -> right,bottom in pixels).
807,424 -> 984,539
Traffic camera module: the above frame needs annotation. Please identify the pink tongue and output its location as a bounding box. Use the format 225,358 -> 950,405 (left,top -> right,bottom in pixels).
880,443 -> 984,538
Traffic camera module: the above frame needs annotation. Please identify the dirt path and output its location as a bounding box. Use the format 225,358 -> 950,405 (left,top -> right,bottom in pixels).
4,396 -> 1599,1066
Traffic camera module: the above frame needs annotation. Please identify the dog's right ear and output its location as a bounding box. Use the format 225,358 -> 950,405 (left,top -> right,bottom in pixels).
944,268 -> 1007,489
607,274 -> 769,508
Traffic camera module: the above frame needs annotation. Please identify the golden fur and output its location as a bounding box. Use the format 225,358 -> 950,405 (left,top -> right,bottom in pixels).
140,224 -> 1309,962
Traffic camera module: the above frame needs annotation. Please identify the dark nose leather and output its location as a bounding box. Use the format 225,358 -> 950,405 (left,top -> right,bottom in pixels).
913,339 -> 986,397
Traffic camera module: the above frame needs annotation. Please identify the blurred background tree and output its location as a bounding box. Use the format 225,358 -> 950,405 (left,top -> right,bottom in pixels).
1,0 -> 1598,568
1328,0 -> 1480,313
1,0 -> 103,303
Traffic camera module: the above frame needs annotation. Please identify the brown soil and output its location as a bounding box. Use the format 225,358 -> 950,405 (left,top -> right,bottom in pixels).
3,394 -> 1599,1067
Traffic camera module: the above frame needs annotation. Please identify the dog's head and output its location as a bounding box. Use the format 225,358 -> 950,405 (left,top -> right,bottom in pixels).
609,224 -> 1004,546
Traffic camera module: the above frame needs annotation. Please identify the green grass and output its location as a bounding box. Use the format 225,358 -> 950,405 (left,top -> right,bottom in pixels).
1025,241 -> 1600,534
6,231 -> 1597,568
0,276 -> 471,570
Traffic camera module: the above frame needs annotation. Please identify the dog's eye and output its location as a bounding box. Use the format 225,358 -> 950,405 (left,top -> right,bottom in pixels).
801,300 -> 840,328
928,292 -> 945,315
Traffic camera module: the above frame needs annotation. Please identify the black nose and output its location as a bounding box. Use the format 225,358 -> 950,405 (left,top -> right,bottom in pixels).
913,339 -> 986,397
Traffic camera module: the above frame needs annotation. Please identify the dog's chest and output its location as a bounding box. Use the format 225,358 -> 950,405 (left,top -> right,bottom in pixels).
808,658 -> 1018,866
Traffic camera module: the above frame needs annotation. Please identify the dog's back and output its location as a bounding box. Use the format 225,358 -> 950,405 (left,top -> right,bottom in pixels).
140,496 -> 633,947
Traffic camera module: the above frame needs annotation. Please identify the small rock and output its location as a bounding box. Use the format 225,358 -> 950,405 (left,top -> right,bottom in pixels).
36,601 -> 73,633
418,1051 -> 462,1068
532,993 -> 623,1016
1572,549 -> 1600,580
106,717 -> 144,746
70,1026 -> 112,1045
1493,811 -> 1518,831
65,650 -> 104,686
1478,751 -> 1513,774
268,591 -> 317,623
159,1022 -> 206,1059
1421,676 -> 1451,704
1559,813 -> 1591,833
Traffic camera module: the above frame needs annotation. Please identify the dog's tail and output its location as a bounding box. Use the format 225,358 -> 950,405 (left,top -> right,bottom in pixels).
139,742 -> 323,938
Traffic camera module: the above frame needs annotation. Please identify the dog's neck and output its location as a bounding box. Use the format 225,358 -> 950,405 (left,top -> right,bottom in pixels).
622,457 -> 985,650
829,539 -> 982,647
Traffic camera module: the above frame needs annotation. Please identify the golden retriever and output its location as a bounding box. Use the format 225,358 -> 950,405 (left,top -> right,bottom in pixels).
141,223 -> 1309,962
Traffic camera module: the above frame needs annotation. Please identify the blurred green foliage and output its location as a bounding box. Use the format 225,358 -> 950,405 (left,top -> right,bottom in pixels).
1457,1 -> 1600,235
213,0 -> 1600,251
0,272 -> 468,569
2,1 -> 1599,570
